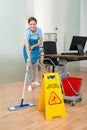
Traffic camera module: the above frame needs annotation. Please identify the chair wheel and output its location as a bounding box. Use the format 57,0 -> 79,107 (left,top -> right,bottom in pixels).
71,101 -> 75,106
79,98 -> 82,102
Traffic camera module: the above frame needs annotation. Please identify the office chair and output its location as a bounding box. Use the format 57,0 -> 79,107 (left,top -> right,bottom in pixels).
43,41 -> 59,72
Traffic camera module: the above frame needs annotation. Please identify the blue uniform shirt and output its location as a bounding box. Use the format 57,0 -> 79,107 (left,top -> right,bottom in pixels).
24,27 -> 42,42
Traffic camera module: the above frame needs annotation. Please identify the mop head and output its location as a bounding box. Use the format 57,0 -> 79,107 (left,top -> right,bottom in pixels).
8,103 -> 35,111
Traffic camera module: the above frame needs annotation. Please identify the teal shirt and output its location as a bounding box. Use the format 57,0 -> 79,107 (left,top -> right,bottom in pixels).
24,27 -> 42,42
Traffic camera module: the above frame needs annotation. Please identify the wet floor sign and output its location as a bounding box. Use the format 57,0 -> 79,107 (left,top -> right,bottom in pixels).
38,73 -> 67,120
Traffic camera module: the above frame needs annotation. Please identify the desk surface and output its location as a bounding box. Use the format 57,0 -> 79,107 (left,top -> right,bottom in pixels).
43,54 -> 87,61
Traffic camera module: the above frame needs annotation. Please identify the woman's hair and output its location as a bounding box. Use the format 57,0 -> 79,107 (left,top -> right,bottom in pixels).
28,17 -> 37,24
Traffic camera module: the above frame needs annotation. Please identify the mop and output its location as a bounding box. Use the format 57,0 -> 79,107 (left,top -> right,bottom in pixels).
8,64 -> 35,111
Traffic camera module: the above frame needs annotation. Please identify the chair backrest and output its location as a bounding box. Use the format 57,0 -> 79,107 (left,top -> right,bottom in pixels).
43,41 -> 57,64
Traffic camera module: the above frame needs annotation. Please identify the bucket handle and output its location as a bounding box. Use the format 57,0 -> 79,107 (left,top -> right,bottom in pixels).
67,80 -> 80,95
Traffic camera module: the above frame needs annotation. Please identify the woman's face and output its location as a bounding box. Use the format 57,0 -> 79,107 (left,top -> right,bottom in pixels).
29,20 -> 37,32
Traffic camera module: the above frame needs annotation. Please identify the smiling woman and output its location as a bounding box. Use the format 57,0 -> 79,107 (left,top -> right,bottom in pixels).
0,0 -> 25,84
23,17 -> 43,91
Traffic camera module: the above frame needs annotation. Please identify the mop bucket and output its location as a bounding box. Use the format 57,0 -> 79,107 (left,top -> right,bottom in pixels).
62,76 -> 82,96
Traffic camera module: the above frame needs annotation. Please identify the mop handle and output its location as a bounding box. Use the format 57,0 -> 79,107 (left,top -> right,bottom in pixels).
22,63 -> 29,99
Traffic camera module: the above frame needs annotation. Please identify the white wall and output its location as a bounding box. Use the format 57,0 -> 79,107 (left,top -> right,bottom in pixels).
0,0 -> 25,84
25,0 -> 34,19
34,0 -> 68,53
24,0 -> 34,29
80,0 -> 87,68
34,0 -> 67,32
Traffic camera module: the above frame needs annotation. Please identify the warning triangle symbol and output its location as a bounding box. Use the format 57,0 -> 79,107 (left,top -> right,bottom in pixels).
48,91 -> 62,105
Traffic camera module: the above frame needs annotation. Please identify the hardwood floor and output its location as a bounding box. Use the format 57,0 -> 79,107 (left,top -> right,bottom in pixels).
0,70 -> 87,130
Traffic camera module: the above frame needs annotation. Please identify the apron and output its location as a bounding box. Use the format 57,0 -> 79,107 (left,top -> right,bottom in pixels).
23,34 -> 40,64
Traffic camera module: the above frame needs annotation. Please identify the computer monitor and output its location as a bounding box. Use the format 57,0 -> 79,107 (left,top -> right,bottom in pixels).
69,36 -> 87,55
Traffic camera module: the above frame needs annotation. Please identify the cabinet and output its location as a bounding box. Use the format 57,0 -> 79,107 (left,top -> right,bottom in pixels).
44,33 -> 57,42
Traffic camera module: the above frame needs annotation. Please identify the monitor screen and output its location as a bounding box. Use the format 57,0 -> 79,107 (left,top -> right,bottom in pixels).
69,36 -> 87,55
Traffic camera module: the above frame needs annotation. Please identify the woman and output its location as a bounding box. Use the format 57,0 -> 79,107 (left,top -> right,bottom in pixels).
23,17 -> 43,91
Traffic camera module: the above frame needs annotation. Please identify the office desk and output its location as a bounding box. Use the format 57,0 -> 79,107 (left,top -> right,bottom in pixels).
44,54 -> 87,61
43,54 -> 87,77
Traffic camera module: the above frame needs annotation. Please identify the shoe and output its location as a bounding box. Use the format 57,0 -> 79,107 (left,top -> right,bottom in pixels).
32,81 -> 40,86
27,85 -> 32,91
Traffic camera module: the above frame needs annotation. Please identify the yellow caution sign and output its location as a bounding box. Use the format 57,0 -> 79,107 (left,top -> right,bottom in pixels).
38,73 -> 67,120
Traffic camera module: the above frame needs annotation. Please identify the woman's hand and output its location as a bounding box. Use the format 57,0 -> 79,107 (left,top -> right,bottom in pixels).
30,36 -> 43,51
29,45 -> 35,51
